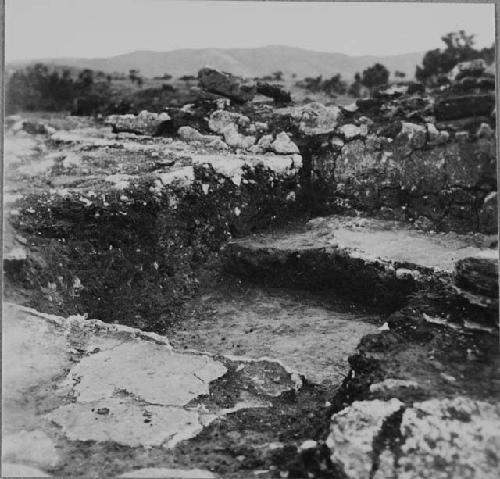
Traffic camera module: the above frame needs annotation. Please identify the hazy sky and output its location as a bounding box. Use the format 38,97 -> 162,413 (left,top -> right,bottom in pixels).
5,0 -> 496,61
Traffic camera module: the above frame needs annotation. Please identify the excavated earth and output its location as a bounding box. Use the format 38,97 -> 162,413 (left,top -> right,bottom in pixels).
3,98 -> 499,479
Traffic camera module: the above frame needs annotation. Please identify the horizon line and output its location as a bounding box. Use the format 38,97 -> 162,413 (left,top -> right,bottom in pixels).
5,44 -> 428,64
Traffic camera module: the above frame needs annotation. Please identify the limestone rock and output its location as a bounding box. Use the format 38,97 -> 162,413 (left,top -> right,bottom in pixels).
271,132 -> 299,154
398,397 -> 500,479
396,122 -> 427,151
207,138 -> 229,150
177,126 -> 205,141
221,124 -> 256,150
208,110 -> 245,134
338,123 -> 368,140
198,67 -> 256,103
257,134 -> 274,150
327,399 -> 404,479
106,111 -> 170,136
291,102 -> 342,136
327,397 -> 500,479
330,137 -> 345,148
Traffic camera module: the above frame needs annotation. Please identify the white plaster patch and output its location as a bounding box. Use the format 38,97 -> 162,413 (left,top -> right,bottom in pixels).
65,342 -> 227,405
46,398 -> 208,448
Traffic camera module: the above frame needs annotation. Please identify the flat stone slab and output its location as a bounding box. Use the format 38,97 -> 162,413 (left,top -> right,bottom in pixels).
230,216 -> 497,273
2,303 -> 303,476
223,216 -> 498,311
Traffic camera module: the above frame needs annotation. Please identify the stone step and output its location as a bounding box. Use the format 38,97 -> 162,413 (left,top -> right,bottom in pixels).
222,216 -> 498,311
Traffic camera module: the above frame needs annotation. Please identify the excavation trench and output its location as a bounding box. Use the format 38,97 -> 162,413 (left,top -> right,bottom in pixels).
4,131 -> 389,478
4,115 -> 498,478
4,206 -> 384,477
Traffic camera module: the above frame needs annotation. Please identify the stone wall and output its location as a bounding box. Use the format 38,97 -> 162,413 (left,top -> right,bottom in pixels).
310,118 -> 497,234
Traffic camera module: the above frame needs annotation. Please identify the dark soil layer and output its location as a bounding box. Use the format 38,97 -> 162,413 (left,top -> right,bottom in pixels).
6,166 -> 300,331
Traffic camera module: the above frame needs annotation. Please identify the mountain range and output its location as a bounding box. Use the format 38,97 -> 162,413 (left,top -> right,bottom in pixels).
8,45 -> 425,80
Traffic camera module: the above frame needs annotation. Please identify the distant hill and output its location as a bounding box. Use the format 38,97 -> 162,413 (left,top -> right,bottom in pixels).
7,45 -> 425,80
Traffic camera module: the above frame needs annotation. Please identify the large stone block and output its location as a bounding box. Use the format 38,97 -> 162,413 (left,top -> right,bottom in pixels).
198,67 -> 256,103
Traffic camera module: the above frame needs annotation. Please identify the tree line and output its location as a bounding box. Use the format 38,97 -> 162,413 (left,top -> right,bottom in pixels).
5,30 -> 495,114
5,64 -> 114,114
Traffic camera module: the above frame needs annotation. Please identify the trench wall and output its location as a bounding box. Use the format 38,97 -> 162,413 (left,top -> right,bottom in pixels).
310,128 -> 497,234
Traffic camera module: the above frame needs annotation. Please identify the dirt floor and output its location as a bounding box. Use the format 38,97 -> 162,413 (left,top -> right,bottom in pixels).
167,280 -> 381,385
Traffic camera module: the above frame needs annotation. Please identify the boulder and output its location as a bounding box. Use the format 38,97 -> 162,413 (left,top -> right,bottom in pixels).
271,132 -> 299,154
328,396 -> 500,479
291,102 -> 342,136
177,126 -> 205,141
256,81 -> 292,105
338,123 -> 368,140
434,94 -> 495,121
327,399 -> 404,479
221,124 -> 256,150
398,398 -> 500,479
256,134 -> 274,150
198,67 -> 256,103
208,110 -> 245,134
